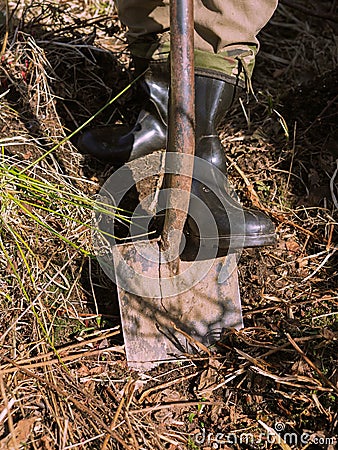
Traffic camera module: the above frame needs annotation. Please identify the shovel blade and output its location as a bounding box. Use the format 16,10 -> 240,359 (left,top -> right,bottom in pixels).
113,239 -> 242,371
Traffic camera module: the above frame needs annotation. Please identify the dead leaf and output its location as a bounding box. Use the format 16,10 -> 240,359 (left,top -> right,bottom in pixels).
196,359 -> 222,399
40,434 -> 54,450
0,417 -> 35,450
210,403 -> 224,423
285,239 -> 300,253
247,184 -> 264,209
296,257 -> 308,269
89,366 -> 104,375
77,364 -> 90,377
22,150 -> 33,160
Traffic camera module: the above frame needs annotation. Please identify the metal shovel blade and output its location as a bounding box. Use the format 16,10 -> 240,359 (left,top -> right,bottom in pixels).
113,239 -> 242,370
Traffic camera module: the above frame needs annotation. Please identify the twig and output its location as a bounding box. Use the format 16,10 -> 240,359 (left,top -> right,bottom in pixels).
0,397 -> 15,423
226,155 -> 315,237
286,333 -> 338,394
124,412 -> 139,450
235,348 -> 273,371
303,94 -> 338,136
260,333 -> 337,359
139,371 -> 199,404
1,355 -> 133,450
0,0 -> 9,58
301,248 -> 337,283
0,374 -> 19,450
326,223 -> 335,251
258,420 -> 292,450
252,366 -> 329,391
130,400 -> 223,415
281,0 -> 338,23
171,322 -> 211,356
0,346 -> 124,375
329,159 -> 338,209
101,380 -> 133,450
63,433 -> 105,449
286,122 -> 297,190
0,329 -> 120,369
41,15 -> 116,39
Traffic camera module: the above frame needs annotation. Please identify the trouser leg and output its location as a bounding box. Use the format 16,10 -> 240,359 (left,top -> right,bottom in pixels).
116,0 -> 278,86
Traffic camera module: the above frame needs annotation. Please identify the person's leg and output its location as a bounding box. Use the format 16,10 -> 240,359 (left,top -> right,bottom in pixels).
79,0 -> 278,160
116,0 -> 278,82
78,0 -> 278,251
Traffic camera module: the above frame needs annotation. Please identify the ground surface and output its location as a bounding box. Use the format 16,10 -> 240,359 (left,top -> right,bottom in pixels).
0,1 -> 337,449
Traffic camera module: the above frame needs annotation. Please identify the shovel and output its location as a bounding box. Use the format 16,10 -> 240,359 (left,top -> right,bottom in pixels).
98,0 -> 243,370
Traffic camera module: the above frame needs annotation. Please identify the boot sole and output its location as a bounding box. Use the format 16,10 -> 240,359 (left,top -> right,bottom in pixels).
182,233 -> 277,260
193,232 -> 277,249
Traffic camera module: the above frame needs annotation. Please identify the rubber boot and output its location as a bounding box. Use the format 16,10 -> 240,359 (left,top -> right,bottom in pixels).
183,76 -> 276,257
77,65 -> 169,164
77,68 -> 276,252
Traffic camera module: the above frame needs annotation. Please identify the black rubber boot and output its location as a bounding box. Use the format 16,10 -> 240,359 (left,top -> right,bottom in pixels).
77,65 -> 169,164
184,76 -> 276,257
78,68 -> 276,252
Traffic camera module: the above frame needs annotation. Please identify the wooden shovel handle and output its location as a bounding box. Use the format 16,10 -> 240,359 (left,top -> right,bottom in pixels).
161,0 -> 195,255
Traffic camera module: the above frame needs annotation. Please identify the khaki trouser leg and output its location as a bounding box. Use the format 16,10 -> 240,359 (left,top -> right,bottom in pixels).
116,0 -> 278,86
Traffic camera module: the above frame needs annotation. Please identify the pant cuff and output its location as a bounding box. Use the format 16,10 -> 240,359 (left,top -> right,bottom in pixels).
129,36 -> 257,91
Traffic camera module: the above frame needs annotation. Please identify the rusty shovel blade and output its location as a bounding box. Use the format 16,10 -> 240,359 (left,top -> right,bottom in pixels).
112,238 -> 243,371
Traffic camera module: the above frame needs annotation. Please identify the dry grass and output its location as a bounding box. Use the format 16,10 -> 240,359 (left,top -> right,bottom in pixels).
0,0 -> 337,449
